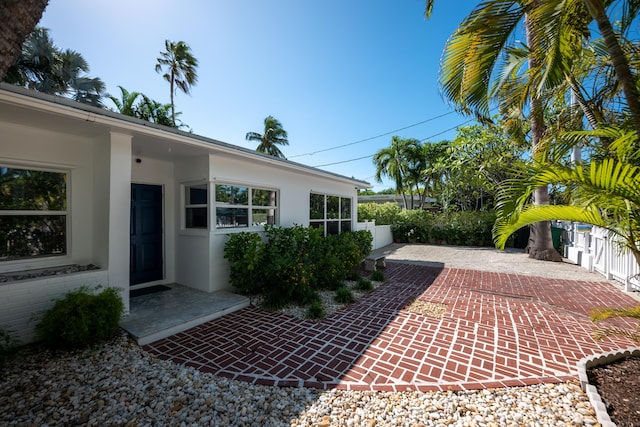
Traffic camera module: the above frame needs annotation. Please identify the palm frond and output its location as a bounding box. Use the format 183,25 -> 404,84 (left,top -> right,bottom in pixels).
439,0 -> 525,118
591,305 -> 640,322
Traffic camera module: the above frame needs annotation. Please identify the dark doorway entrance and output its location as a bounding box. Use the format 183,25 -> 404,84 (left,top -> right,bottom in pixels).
130,184 -> 163,285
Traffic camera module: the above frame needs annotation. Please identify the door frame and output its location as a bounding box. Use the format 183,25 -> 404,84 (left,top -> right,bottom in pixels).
130,183 -> 165,288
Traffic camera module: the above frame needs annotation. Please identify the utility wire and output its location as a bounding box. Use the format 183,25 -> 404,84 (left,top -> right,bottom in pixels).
288,111 -> 456,158
312,118 -> 474,168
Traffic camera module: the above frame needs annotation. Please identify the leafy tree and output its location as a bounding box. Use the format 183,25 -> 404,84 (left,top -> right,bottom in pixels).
445,122 -> 527,210
4,27 -> 106,107
373,136 -> 420,208
494,136 -> 640,268
108,86 -> 141,117
0,0 -> 48,80
246,115 -> 289,158
155,40 -> 198,127
107,87 -> 187,129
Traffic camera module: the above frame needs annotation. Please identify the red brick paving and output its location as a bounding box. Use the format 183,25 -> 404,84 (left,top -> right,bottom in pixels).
144,263 -> 639,391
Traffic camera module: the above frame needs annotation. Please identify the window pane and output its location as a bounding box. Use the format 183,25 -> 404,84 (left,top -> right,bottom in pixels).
327,220 -> 340,235
0,215 -> 66,260
186,207 -> 207,228
253,189 -> 277,207
341,197 -> 351,219
216,185 -> 248,205
252,208 -> 277,226
310,193 -> 324,220
341,220 -> 352,233
186,185 -> 207,205
216,208 -> 248,228
327,196 -> 339,219
0,167 -> 67,211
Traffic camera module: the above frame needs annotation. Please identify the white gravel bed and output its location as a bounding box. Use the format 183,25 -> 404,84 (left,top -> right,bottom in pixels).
1,332 -> 598,426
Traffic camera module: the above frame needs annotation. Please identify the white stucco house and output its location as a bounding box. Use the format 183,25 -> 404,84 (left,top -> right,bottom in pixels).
0,83 -> 371,343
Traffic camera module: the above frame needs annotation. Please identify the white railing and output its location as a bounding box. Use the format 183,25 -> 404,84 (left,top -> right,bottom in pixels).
562,222 -> 640,292
355,220 -> 393,250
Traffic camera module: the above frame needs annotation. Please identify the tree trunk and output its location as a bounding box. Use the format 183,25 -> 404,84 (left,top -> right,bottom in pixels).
0,0 -> 49,80
585,0 -> 640,136
525,12 -> 563,262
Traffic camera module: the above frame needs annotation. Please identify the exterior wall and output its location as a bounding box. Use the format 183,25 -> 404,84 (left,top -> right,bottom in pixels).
0,271 -> 108,344
174,156 -> 211,292
0,122 -> 99,272
207,154 -> 359,293
0,122 -> 130,342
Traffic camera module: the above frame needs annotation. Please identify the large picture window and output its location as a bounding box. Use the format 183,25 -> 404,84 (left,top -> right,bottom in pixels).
309,193 -> 351,236
0,166 -> 68,261
215,184 -> 278,229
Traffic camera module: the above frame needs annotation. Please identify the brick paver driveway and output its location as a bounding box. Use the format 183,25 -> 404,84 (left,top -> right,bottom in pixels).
145,262 -> 638,391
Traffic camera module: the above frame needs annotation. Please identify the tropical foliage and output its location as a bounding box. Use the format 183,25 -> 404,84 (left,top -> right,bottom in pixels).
108,86 -> 184,128
371,121 -> 524,213
4,27 -> 106,106
424,0 -> 640,264
155,40 -> 198,127
246,115 -> 290,158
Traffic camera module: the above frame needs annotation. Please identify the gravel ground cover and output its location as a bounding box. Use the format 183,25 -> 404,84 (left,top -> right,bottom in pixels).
1,332 -> 598,426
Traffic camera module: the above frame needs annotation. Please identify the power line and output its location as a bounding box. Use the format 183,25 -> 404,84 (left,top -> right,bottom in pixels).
312,118 -> 474,168
288,111 -> 456,158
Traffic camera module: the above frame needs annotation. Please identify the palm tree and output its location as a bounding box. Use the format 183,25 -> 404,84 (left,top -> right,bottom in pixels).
4,28 -> 106,106
427,0 -> 640,259
155,40 -> 198,127
0,0 -> 48,80
373,136 -> 419,209
246,115 -> 289,159
494,130 -> 640,269
108,86 -> 142,117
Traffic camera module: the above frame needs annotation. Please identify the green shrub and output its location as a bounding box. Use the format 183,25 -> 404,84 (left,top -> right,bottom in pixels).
261,225 -> 317,307
356,277 -> 373,291
357,202 -> 401,225
335,286 -> 355,304
305,301 -> 326,320
371,270 -> 385,282
223,232 -> 264,294
390,210 -> 496,246
0,326 -> 19,369
35,286 -> 124,349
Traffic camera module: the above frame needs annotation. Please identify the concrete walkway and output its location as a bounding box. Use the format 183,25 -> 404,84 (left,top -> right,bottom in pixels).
144,244 -> 640,391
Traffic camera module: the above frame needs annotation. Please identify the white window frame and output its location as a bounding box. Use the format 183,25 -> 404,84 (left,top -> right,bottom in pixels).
309,192 -> 352,236
0,164 -> 70,263
214,182 -> 279,230
181,181 -> 209,232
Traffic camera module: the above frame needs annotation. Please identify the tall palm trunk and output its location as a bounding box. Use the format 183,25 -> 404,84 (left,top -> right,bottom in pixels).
585,0 -> 640,135
169,73 -> 176,127
0,0 -> 49,80
526,11 -> 562,261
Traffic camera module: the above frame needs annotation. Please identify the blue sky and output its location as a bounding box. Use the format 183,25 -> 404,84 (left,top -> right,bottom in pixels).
39,0 -> 479,191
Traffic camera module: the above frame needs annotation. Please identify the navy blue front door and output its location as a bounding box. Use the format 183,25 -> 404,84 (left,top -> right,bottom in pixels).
130,184 -> 163,285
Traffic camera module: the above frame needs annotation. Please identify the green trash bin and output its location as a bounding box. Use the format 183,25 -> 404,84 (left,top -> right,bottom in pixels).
551,226 -> 563,251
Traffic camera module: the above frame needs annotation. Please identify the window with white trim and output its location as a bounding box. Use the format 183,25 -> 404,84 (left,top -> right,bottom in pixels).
185,183 -> 208,229
309,193 -> 352,236
215,184 -> 278,229
0,166 -> 68,261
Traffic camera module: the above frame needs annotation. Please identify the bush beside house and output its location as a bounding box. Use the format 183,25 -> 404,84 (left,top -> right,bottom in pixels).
224,226 -> 373,309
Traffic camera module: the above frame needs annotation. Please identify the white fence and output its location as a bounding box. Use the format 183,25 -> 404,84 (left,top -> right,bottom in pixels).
355,220 -> 393,250
562,222 -> 640,292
